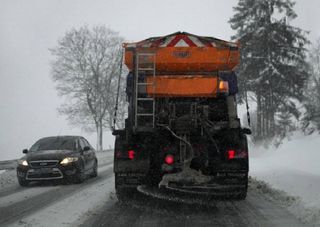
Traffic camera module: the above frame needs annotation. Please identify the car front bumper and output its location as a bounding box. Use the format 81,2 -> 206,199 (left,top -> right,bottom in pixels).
17,162 -> 81,181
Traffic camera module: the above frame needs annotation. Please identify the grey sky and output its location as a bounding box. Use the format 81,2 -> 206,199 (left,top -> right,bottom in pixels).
0,0 -> 319,160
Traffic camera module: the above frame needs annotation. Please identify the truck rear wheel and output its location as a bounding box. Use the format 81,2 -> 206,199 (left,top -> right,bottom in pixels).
234,177 -> 248,200
235,189 -> 247,200
115,175 -> 137,202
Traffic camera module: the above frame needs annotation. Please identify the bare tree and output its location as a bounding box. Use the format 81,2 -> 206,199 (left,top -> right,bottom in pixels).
50,25 -> 125,151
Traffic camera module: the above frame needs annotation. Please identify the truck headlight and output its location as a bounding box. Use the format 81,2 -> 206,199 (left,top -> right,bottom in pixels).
18,159 -> 28,166
60,157 -> 78,165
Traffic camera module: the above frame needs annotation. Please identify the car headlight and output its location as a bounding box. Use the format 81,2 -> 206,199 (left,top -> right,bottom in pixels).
60,157 -> 79,165
18,159 -> 28,166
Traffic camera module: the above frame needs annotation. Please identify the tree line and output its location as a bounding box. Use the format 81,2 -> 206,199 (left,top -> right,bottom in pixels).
229,0 -> 320,145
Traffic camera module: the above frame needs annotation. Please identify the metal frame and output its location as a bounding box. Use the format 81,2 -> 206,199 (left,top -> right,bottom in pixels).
134,52 -> 156,129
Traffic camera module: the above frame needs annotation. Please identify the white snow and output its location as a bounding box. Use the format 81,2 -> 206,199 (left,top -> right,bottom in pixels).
0,170 -> 5,175
10,175 -> 115,227
0,169 -> 18,190
250,132 -> 320,225
0,186 -> 58,208
3,152 -> 115,227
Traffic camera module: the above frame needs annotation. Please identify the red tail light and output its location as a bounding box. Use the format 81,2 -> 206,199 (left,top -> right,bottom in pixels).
164,154 -> 174,165
227,150 -> 235,159
128,150 -> 135,160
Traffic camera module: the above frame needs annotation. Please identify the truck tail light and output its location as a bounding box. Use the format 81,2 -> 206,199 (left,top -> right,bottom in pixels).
164,154 -> 174,165
128,150 -> 135,160
227,150 -> 235,159
227,149 -> 248,159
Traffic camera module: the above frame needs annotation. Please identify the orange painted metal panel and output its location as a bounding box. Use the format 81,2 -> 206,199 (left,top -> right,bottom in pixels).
125,47 -> 239,73
146,75 -> 219,97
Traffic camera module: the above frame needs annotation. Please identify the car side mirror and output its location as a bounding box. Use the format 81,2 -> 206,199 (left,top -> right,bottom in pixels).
241,128 -> 252,135
22,149 -> 28,154
83,146 -> 90,152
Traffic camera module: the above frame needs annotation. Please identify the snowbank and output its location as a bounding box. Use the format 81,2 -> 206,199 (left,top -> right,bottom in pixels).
250,132 -> 320,226
0,169 -> 17,191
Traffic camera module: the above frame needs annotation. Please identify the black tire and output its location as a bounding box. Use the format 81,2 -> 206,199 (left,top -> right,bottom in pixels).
115,175 -> 136,202
234,188 -> 247,200
116,187 -> 136,202
90,160 -> 98,178
234,177 -> 248,200
18,177 -> 29,187
73,165 -> 85,184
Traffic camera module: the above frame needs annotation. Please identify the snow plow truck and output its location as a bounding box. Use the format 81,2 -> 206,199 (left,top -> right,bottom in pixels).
113,32 -> 251,201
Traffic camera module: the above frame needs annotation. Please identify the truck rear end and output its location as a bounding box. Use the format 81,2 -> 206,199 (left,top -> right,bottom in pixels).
113,32 -> 250,200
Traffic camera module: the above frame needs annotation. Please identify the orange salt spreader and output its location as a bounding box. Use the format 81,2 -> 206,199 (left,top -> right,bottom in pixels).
123,32 -> 239,97
113,33 -> 250,202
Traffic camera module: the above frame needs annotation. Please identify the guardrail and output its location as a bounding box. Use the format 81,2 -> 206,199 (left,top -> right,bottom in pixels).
0,160 -> 18,170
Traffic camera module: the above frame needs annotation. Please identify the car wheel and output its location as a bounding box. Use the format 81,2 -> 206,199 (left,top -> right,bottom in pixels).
73,164 -> 85,184
18,177 -> 29,187
90,160 -> 98,178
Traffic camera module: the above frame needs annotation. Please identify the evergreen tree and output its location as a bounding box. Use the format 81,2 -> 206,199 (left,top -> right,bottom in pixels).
303,38 -> 320,133
229,0 -> 309,141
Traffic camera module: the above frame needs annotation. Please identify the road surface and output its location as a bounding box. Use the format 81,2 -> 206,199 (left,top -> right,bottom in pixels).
0,153 -> 310,227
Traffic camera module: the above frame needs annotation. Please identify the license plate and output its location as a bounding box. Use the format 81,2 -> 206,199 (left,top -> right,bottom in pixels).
40,168 -> 53,173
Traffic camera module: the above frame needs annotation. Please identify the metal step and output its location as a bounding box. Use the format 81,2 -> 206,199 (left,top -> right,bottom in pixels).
138,68 -> 155,71
137,53 -> 155,56
136,113 -> 154,116
137,82 -> 154,86
137,98 -> 154,101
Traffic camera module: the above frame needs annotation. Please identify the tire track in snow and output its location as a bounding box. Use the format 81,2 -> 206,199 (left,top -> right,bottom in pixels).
83,184 -> 310,227
0,163 -> 114,226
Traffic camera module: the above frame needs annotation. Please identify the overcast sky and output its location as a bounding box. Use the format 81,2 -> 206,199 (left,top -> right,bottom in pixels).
1,0 -> 319,160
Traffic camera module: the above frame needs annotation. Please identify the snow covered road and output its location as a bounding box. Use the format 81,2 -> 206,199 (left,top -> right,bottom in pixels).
0,152 -> 115,227
80,178 -> 310,227
0,151 -> 313,227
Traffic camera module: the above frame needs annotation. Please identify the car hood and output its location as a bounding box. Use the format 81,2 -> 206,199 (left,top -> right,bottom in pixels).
26,150 -> 78,161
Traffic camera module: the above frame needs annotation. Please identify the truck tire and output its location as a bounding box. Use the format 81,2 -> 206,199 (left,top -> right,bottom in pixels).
115,175 -> 136,202
235,189 -> 247,200
234,176 -> 248,200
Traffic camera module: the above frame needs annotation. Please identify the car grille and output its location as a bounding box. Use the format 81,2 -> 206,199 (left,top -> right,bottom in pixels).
29,160 -> 59,168
26,168 -> 63,180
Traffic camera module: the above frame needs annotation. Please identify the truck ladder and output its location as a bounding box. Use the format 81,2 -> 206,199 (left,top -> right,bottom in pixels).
134,52 -> 156,130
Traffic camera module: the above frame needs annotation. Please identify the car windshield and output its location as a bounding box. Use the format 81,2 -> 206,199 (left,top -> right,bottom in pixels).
29,137 -> 76,152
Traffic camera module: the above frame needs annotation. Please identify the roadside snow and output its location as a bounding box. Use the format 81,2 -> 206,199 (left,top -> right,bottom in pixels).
250,132 -> 320,226
0,169 -> 17,190
11,175 -> 115,227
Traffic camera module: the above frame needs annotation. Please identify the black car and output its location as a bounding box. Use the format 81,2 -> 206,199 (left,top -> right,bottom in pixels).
16,136 -> 98,186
